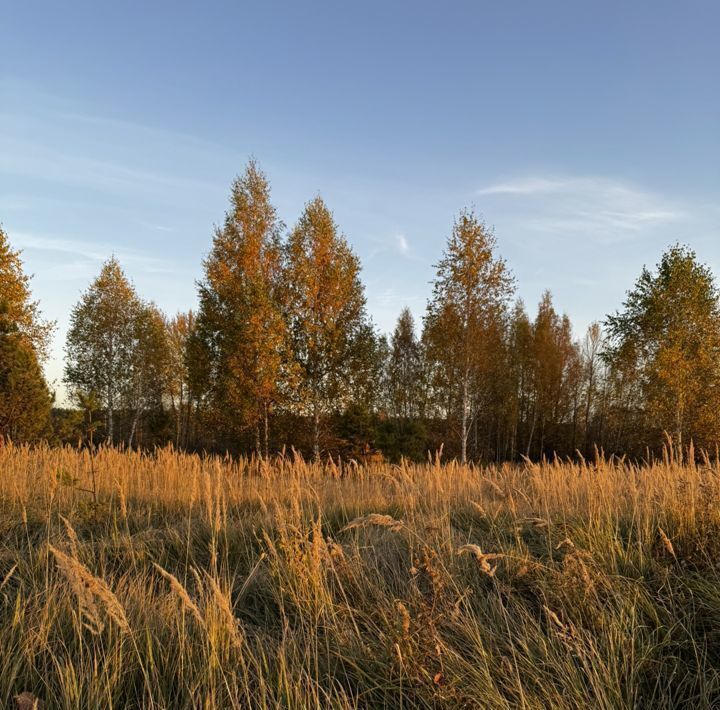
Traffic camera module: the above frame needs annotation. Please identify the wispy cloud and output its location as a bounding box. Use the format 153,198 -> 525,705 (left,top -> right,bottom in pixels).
0,79 -> 230,205
0,135 -> 223,202
477,174 -> 685,242
362,231 -> 417,265
11,230 -> 177,275
395,233 -> 410,254
477,177 -> 572,196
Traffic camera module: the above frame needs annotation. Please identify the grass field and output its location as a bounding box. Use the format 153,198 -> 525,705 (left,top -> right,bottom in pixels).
1,444 -> 720,708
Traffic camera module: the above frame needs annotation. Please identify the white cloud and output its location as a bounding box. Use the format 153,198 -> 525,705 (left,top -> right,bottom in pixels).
0,81 -> 228,205
477,177 -> 572,196
477,174 -> 684,242
395,233 -> 410,254
0,135 -> 223,201
11,230 -> 176,274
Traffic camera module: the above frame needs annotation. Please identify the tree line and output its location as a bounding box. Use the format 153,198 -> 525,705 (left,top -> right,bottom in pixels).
2,160 -> 720,461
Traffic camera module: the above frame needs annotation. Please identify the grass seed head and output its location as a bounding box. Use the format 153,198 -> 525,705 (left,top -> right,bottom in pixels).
49,545 -> 130,635
341,513 -> 404,533
153,563 -> 204,627
658,527 -> 677,560
457,544 -> 504,576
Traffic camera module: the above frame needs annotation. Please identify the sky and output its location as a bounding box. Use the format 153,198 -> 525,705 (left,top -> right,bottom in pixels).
2,1 -> 719,401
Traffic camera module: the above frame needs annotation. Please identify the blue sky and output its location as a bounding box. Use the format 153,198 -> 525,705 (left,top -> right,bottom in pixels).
2,1 -> 719,400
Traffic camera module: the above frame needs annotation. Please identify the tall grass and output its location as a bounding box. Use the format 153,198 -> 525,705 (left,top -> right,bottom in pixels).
1,443 -> 720,708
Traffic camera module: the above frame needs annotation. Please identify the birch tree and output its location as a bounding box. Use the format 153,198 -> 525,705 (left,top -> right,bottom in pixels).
0,226 -> 54,358
64,257 -> 141,443
423,210 -> 513,463
127,302 -> 169,447
604,244 -> 720,455
581,322 -> 604,453
191,161 -> 289,455
167,310 -> 195,448
285,196 -> 371,459
386,307 -> 424,420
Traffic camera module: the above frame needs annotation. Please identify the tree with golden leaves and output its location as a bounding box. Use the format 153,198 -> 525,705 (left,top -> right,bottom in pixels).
605,244 -> 720,455
525,291 -> 581,457
580,321 -> 605,454
64,257 -> 143,443
0,226 -> 54,359
424,210 -> 513,463
0,301 -> 52,441
191,161 -> 289,455
507,300 -> 534,458
284,196 -> 371,459
127,302 -> 169,447
167,311 -> 195,448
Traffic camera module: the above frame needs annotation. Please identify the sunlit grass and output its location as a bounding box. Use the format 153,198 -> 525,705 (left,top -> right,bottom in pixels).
1,444 -> 719,708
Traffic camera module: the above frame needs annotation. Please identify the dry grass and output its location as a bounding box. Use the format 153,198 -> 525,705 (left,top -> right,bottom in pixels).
1,444 -> 720,707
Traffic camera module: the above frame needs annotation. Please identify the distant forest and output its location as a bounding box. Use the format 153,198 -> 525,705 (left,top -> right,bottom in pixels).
2,160 -> 720,462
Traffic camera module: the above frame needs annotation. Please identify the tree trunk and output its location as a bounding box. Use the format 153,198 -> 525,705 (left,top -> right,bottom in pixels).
675,402 -> 684,464
473,406 -> 479,460
583,388 -> 593,456
185,400 -> 195,449
570,393 -> 579,453
263,402 -> 270,459
171,390 -> 180,449
254,426 -> 262,458
460,373 -> 469,464
107,338 -> 115,445
313,406 -> 321,461
107,405 -> 114,445
128,407 -> 141,448
526,407 -> 537,459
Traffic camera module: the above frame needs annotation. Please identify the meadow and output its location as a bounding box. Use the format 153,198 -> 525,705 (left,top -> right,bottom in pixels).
1,445 -> 720,709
